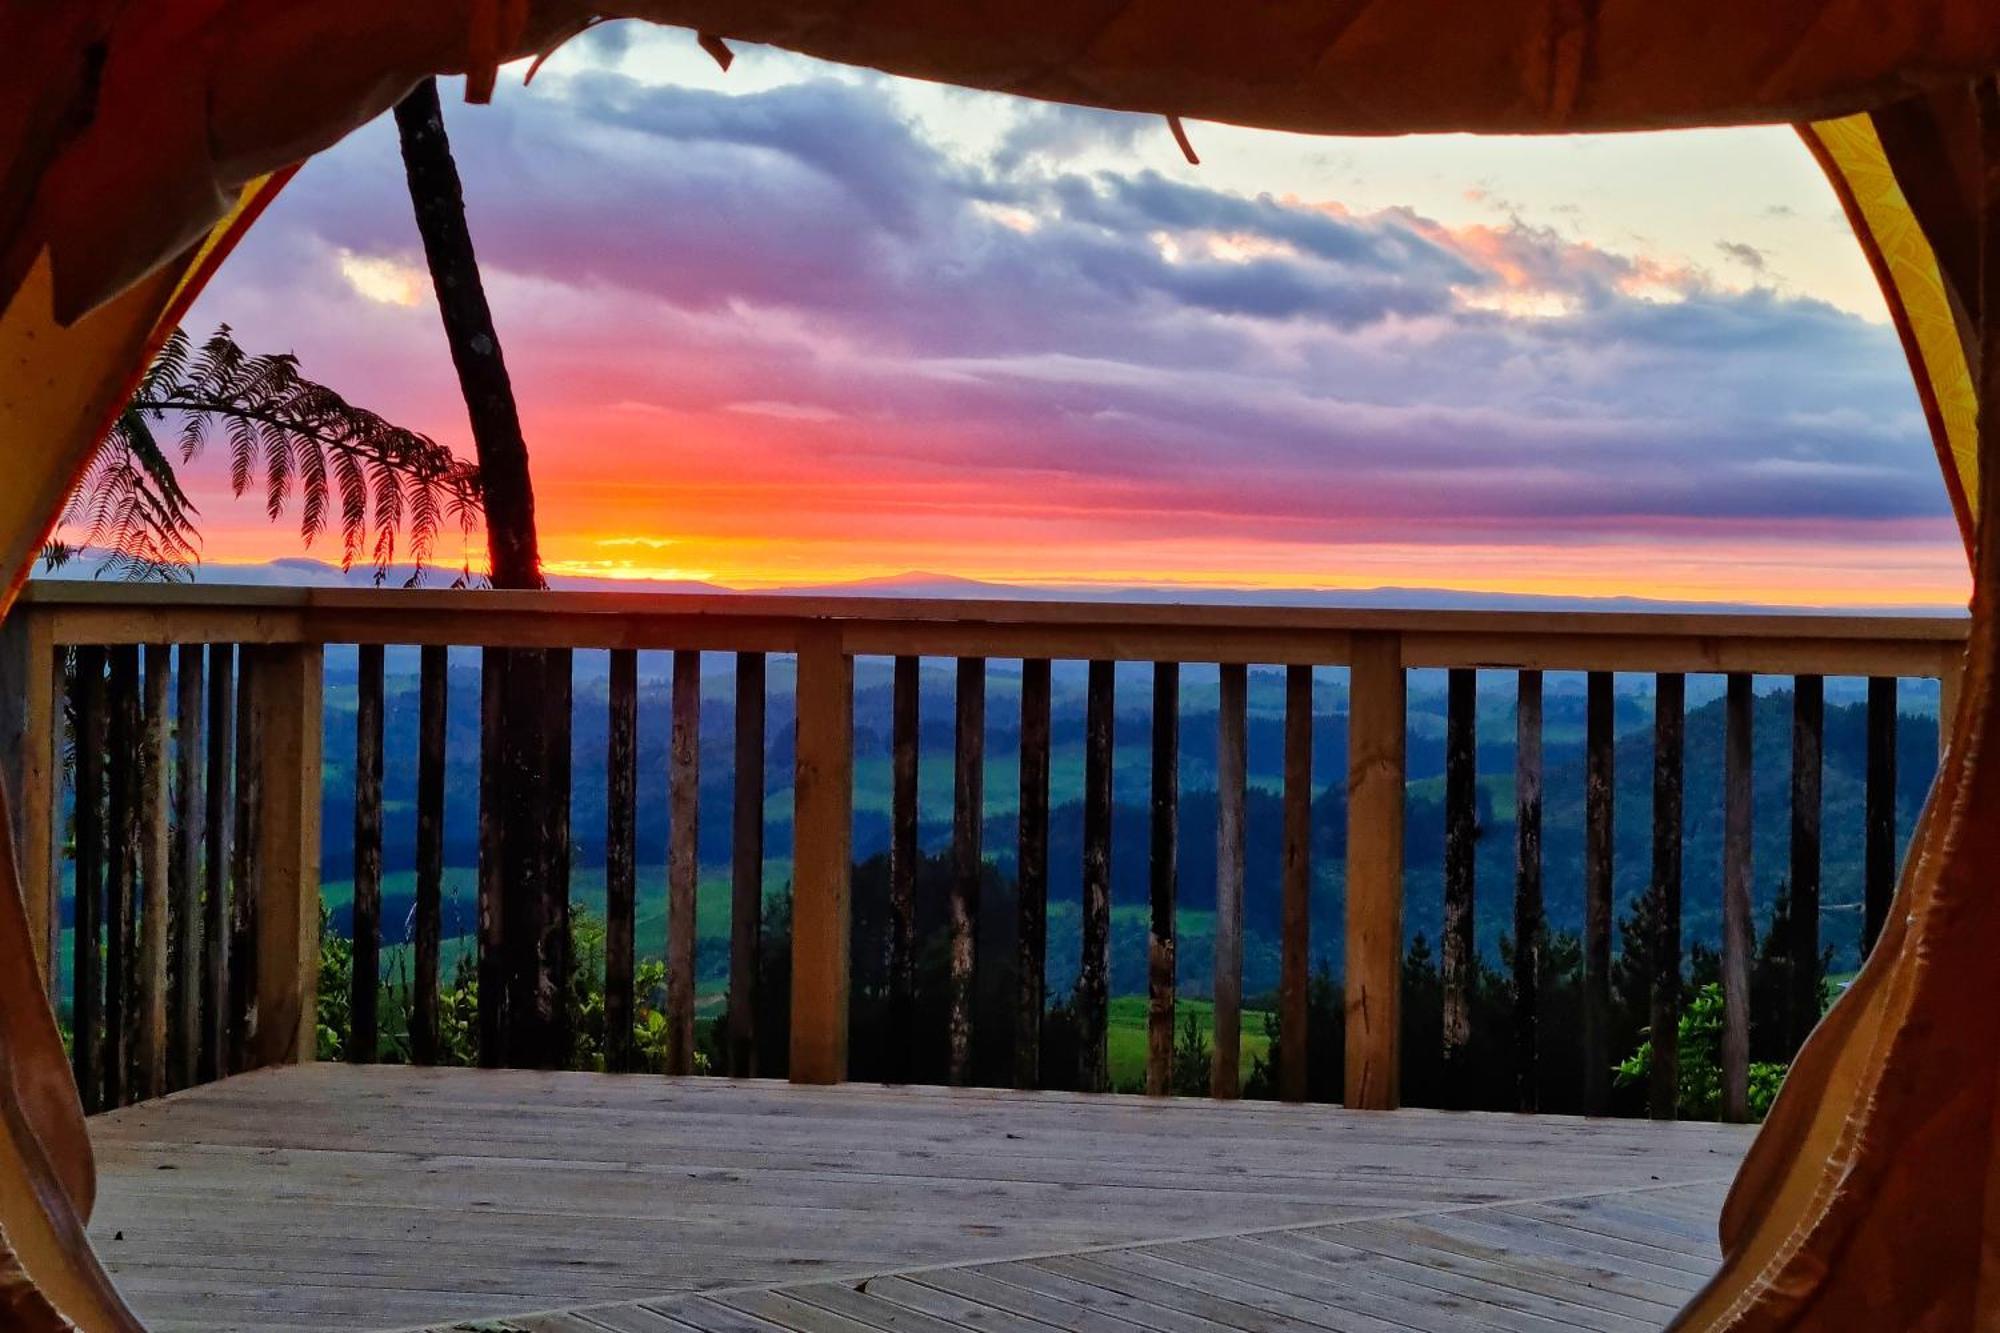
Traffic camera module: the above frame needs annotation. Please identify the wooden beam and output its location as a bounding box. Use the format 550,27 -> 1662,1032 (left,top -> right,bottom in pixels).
170,645 -> 204,1090
604,648 -> 638,1074
1512,669 -> 1542,1114
1863,676 -> 1897,958
1344,632 -> 1404,1111
949,656 -> 985,1087
200,644 -> 232,1084
887,655 -> 918,1084
475,650 -> 504,1068
1721,673 -> 1753,1124
1015,658 -> 1051,1091
246,644 -> 323,1069
1649,673 -> 1685,1122
729,651 -> 766,1079
1079,659 -> 1114,1094
668,649 -> 701,1076
349,642 -> 384,1064
138,642 -> 171,1100
1582,670 -> 1614,1116
790,629 -> 852,1085
71,646 -> 106,1112
1789,674 -> 1824,1052
544,647 -> 574,1061
1211,663 -> 1245,1100
1279,665 -> 1312,1104
0,607 -> 58,994
1147,662 -> 1180,1098
1441,667 -> 1476,1106
1940,642 -> 1963,760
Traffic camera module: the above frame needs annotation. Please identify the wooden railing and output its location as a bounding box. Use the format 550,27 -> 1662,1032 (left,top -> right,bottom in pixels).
0,583 -> 1967,1119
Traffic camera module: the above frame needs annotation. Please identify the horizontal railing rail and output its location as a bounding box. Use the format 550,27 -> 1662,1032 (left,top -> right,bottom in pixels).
0,583 -> 1968,1120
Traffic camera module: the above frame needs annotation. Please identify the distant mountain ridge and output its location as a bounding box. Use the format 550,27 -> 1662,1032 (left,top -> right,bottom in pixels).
31,555 -> 1967,618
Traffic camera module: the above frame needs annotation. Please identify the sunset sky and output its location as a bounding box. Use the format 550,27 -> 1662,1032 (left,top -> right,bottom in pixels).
168,23 -> 1969,608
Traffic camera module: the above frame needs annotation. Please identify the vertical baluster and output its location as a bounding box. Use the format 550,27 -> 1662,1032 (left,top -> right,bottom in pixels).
948,657 -> 985,1086
1648,672 -> 1685,1121
1863,677 -> 1898,958
1721,672 -> 1754,1124
475,651 -> 505,1067
1211,663 -> 1245,1100
1078,659 -> 1114,1094
1015,658 -> 1051,1090
1441,667 -> 1476,1105
1146,662 -> 1180,1098
105,644 -> 138,1105
545,647 -> 574,1062
1279,665 -> 1312,1104
603,648 -> 638,1074
1345,633 -> 1405,1110
887,655 -> 919,1083
412,645 -> 447,1067
71,646 -> 106,1112
228,648 -> 260,1075
350,643 -> 384,1064
1939,647 -> 1962,760
1789,674 -> 1823,1051
139,643 -> 171,1100
790,627 -> 853,1084
1582,671 -> 1614,1115
170,644 -> 203,1091
1513,669 -> 1543,1114
729,651 -> 767,1078
668,649 -> 700,1076
200,644 -> 233,1084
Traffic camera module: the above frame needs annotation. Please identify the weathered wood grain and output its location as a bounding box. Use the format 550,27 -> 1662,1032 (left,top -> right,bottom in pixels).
139,641 -> 171,1100
1079,660 -> 1114,1094
1513,669 -> 1542,1113
1015,658 -> 1051,1091
949,656 -> 985,1087
350,642 -> 384,1065
1441,667 -> 1476,1105
71,645 -> 107,1111
731,651 -> 767,1080
1345,634 -> 1404,1110
606,648 -> 638,1075
1147,661 -> 1179,1098
106,643 -> 140,1105
170,643 -> 204,1091
670,649 -> 701,1076
412,645 -> 447,1067
1582,670 -> 1614,1116
1789,673 -> 1823,1051
888,655 -> 918,1085
791,629 -> 853,1084
1279,665 -> 1312,1105
1721,673 -> 1752,1124
1863,675 -> 1897,958
1211,663 -> 1244,1100
201,644 -> 233,1085
1649,673 -> 1684,1122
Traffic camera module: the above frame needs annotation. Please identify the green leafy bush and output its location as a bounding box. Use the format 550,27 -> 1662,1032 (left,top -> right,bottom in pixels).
1613,982 -> 1787,1120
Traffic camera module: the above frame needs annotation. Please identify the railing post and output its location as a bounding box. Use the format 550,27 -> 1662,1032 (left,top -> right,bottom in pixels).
887,655 -> 918,1083
1015,658 -> 1051,1090
668,649 -> 701,1076
1863,677 -> 1897,959
1939,644 -> 1963,760
1789,674 -> 1823,1052
1345,631 -> 1404,1110
1279,665 -> 1312,1104
948,656 -> 985,1087
0,606 -> 59,996
245,643 -> 323,1069
790,626 -> 852,1084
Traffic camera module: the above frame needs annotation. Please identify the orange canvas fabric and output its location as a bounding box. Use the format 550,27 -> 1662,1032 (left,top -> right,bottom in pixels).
0,4 -> 1995,1329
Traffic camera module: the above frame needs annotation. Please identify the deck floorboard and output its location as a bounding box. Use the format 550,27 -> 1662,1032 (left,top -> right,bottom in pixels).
86,1065 -> 1749,1333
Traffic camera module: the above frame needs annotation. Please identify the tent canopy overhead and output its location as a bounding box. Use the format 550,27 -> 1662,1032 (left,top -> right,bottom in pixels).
1,4 -> 1997,1331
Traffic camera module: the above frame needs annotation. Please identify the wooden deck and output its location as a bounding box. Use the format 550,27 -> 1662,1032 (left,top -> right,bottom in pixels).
86,1065 -> 1753,1333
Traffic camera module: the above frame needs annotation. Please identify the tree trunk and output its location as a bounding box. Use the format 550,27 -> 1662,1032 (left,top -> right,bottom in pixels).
394,77 -> 563,1068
